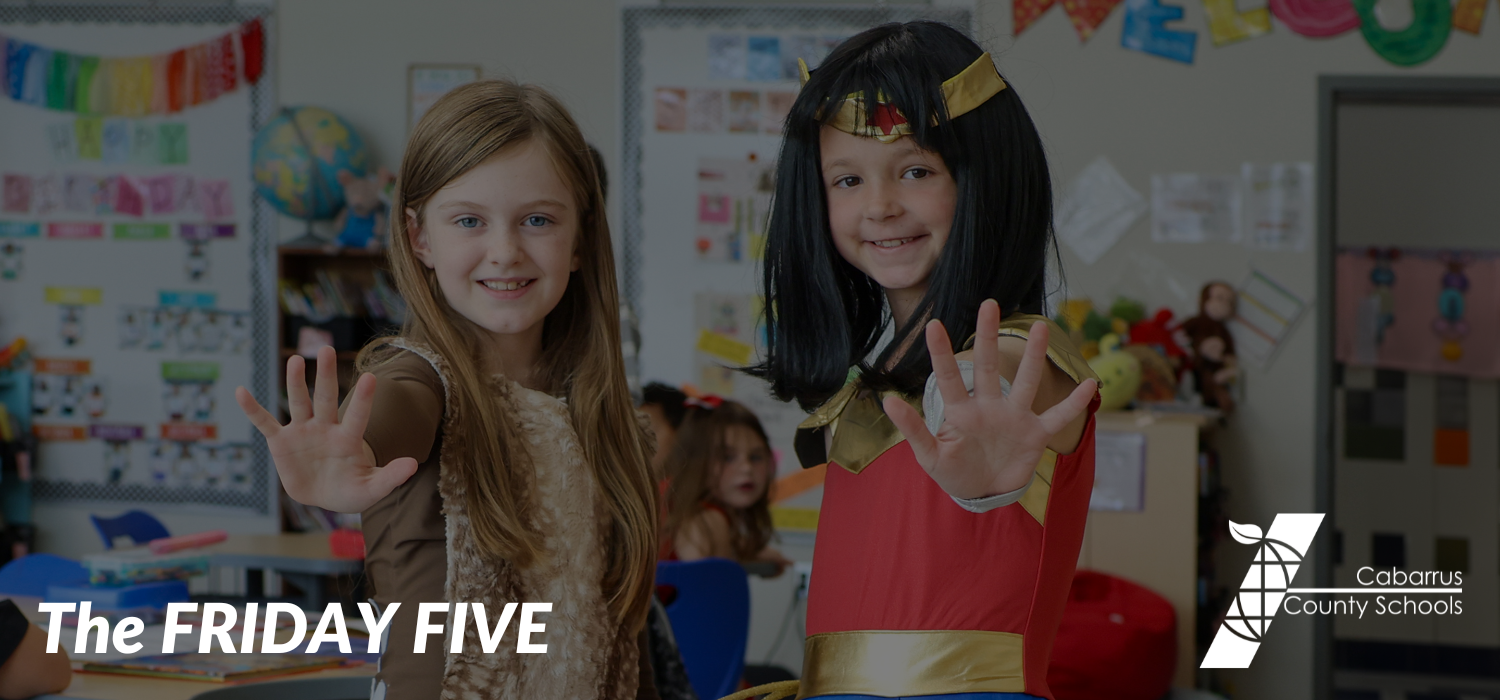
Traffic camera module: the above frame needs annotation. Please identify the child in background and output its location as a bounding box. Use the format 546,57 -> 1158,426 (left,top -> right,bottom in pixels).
660,397 -> 789,576
237,80 -> 659,700
638,381 -> 689,474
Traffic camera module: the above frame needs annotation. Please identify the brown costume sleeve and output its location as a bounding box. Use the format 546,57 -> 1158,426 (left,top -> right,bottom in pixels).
338,350 -> 443,466
338,350 -> 448,700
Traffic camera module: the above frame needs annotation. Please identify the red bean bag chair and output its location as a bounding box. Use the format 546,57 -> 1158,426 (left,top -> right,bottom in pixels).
1047,569 -> 1177,700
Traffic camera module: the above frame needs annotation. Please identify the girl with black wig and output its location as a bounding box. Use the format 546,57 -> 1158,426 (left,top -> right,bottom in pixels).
734,21 -> 1101,700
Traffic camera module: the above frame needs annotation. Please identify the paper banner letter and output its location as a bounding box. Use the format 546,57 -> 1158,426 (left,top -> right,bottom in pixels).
149,55 -> 170,114
75,117 -> 103,160
102,119 -> 131,163
240,19 -> 266,84
1452,0 -> 1487,33
185,44 -> 208,106
1064,0 -> 1129,40
1122,0 -> 1199,63
5,40 -> 31,100
1270,0 -> 1360,36
198,179 -> 233,220
21,47 -> 49,106
1352,0 -> 1450,66
94,176 -> 115,215
173,175 -> 200,213
73,56 -> 99,115
159,123 -> 189,164
1016,0 -> 1060,35
132,122 -> 158,164
63,174 -> 96,212
145,175 -> 177,214
1204,0 -> 1273,45
166,49 -> 186,113
1017,0 -> 1126,40
46,51 -> 73,111
2,175 -> 33,214
34,175 -> 61,214
114,177 -> 145,218
47,123 -> 76,162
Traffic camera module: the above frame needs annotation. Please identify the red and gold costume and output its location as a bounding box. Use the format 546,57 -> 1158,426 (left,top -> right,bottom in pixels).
788,316 -> 1099,700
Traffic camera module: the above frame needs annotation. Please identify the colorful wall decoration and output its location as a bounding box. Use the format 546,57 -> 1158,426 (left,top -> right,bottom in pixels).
1016,0 -> 1480,66
0,18 -> 263,116
1336,248 -> 1500,378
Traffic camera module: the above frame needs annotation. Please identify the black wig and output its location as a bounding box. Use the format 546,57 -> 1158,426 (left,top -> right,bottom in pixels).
748,21 -> 1057,411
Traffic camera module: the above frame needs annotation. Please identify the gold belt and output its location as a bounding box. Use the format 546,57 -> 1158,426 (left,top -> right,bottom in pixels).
792,629 -> 1027,698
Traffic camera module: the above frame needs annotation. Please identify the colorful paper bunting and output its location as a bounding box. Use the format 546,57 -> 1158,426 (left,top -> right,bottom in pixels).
0,20 -> 264,116
1122,0 -> 1199,63
1352,0 -> 1451,66
1015,0 -> 1126,41
1204,0 -> 1273,45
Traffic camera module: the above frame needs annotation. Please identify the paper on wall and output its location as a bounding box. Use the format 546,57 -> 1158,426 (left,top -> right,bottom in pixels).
707,34 -> 745,81
1242,162 -> 1313,252
1229,269 -> 1308,369
1090,430 -> 1146,512
1151,173 -> 1241,243
1055,156 -> 1146,265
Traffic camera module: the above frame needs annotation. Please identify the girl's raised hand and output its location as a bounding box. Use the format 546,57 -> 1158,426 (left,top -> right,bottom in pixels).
235,345 -> 418,514
882,301 -> 1098,502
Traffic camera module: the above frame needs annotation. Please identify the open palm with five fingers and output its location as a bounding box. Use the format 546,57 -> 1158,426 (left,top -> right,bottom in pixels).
883,300 -> 1099,502
235,345 -> 418,514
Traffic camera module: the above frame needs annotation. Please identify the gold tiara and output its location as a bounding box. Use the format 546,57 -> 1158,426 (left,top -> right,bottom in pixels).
799,52 -> 1008,144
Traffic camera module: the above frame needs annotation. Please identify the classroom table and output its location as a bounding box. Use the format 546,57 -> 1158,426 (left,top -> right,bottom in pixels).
5,592 -> 376,700
199,533 -> 364,608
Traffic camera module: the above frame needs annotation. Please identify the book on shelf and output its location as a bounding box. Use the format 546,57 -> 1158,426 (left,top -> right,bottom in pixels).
277,269 -> 405,325
81,653 -> 345,682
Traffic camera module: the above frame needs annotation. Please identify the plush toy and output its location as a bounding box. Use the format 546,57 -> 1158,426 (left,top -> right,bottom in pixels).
1128,308 -> 1186,362
334,168 -> 394,249
1173,281 -> 1240,414
1088,334 -> 1142,412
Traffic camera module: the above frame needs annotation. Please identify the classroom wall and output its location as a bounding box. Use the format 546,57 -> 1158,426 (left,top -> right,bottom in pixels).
36,1 -> 1500,697
989,2 -> 1499,698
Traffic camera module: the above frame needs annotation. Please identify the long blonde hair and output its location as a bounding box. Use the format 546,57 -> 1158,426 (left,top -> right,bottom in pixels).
361,80 -> 656,630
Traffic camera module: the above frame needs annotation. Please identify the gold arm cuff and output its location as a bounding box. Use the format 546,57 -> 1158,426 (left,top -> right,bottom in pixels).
799,629 -> 1025,698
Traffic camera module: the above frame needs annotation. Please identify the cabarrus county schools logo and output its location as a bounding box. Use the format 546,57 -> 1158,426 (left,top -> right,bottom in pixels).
1201,513 -> 1324,668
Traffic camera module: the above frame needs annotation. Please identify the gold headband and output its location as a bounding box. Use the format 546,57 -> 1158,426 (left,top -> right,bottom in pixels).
799,52 -> 1008,143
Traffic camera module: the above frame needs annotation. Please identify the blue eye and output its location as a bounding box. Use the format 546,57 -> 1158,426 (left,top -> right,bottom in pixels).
455,216 -> 481,229
524,215 -> 551,227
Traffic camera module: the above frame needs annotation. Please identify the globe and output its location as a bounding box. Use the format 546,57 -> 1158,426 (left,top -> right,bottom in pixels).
251,106 -> 371,220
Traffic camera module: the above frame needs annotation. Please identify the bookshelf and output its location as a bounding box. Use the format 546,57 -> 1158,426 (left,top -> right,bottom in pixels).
273,246 -> 403,539
274,246 -> 404,407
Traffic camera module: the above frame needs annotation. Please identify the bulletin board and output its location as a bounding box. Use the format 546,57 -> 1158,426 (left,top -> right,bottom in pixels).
0,5 -> 277,514
620,5 -> 971,510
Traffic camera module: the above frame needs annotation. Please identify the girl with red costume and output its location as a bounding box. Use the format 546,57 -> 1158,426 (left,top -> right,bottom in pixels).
735,21 -> 1100,700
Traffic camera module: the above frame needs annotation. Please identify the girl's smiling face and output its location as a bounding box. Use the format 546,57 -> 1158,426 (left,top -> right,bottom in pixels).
820,126 -> 957,322
408,139 -> 580,347
714,424 -> 773,511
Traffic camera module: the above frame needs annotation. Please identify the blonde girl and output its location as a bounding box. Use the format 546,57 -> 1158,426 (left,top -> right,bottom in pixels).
236,80 -> 659,700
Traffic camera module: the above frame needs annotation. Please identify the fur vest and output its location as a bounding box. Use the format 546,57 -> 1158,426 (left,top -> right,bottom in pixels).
392,339 -> 640,700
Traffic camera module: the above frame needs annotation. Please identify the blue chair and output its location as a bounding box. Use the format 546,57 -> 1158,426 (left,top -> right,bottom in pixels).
0,554 -> 88,597
90,510 -> 170,549
657,558 -> 751,700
